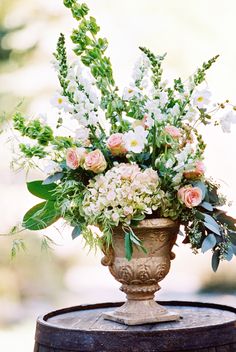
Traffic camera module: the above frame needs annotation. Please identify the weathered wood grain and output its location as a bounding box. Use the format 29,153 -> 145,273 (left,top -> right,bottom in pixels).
34,301 -> 236,352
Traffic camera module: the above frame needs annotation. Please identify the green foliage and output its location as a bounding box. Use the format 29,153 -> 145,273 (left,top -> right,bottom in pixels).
23,201 -> 60,231
27,180 -> 57,200
139,47 -> 166,90
193,55 -> 219,86
53,33 -> 68,94
11,239 -> 26,259
19,143 -> 47,158
13,112 -> 54,146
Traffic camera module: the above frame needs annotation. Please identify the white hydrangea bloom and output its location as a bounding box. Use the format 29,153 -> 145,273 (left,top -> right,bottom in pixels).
82,163 -> 164,226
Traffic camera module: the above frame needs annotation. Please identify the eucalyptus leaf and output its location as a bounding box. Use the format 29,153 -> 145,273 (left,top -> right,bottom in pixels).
204,214 -> 219,229
201,233 -> 216,253
229,231 -> 236,245
211,250 -> 220,272
27,180 -> 57,200
71,226 -> 81,240
204,222 -> 221,236
200,201 -> 213,212
225,246 -> 234,262
43,172 -> 64,185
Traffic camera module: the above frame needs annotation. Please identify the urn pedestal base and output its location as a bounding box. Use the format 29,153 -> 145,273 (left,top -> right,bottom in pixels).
102,299 -> 180,325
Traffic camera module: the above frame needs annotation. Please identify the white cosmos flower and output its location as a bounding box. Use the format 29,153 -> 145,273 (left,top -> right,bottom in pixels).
124,126 -> 148,153
193,89 -> 211,108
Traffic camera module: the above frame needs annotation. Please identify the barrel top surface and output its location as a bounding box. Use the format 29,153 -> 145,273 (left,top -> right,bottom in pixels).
42,301 -> 236,332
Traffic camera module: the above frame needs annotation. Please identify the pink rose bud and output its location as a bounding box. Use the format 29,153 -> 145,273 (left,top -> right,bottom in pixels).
66,147 -> 86,170
178,186 -> 203,208
183,161 -> 205,180
107,133 -> 127,155
84,149 -> 107,173
164,125 -> 181,139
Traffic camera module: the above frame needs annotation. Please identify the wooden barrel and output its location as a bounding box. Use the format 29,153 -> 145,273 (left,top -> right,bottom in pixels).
34,301 -> 236,352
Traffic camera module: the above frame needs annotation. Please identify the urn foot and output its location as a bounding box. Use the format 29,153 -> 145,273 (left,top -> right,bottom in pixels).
102,299 -> 180,325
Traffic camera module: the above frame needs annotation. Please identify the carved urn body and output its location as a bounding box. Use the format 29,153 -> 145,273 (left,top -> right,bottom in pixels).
101,218 -> 180,325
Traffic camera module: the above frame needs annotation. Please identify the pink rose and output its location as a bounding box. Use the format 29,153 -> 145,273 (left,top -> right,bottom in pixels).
178,186 -> 203,208
118,163 -> 140,181
66,147 -> 86,170
165,125 -> 181,139
107,133 -> 127,155
84,149 -> 107,173
183,161 -> 205,180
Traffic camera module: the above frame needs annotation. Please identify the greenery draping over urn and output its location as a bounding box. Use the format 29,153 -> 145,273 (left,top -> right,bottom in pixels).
11,0 -> 236,271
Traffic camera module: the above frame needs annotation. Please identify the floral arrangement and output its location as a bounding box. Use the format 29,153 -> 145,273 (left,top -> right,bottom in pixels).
11,0 -> 236,271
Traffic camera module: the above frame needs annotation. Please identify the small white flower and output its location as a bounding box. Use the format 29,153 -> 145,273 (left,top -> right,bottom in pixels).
44,160 -> 62,175
193,89 -> 211,109
87,111 -> 98,125
67,80 -> 78,93
159,91 -> 169,108
75,127 -> 90,141
111,213 -> 119,223
184,107 -> 199,123
124,126 -> 148,153
168,103 -> 180,117
220,111 -> 236,133
165,159 -> 175,169
123,87 -> 140,101
51,92 -> 72,112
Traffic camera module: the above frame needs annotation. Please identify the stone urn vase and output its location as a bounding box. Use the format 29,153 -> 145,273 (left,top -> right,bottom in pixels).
101,218 -> 180,325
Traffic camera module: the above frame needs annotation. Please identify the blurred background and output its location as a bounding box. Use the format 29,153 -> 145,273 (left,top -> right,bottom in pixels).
1,0 -> 236,350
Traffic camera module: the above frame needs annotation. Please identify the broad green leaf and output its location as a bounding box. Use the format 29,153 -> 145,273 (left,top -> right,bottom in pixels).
200,201 -> 213,212
204,222 -> 221,236
23,201 -> 60,231
232,245 -> 236,255
201,233 -> 216,253
125,232 -> 133,261
72,226 -> 81,240
212,250 -> 220,272
43,172 -> 64,185
216,211 -> 236,231
27,180 -> 57,200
